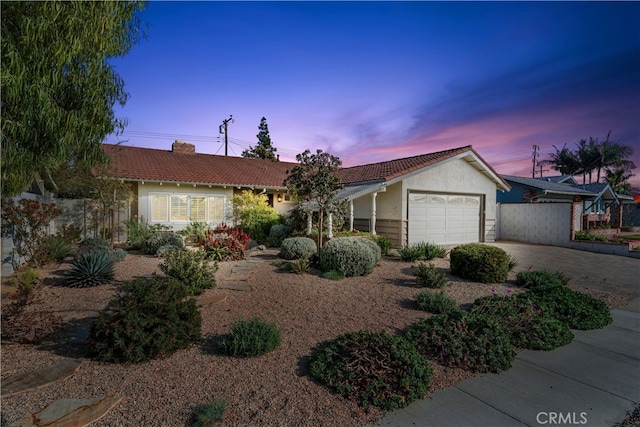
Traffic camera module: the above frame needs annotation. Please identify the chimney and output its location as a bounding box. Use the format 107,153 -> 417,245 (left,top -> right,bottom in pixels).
172,140 -> 195,154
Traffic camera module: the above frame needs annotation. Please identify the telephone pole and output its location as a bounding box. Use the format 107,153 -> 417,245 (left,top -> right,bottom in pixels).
532,145 -> 540,178
219,115 -> 233,156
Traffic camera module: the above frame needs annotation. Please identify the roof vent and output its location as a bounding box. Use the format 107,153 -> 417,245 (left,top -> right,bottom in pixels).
172,140 -> 195,154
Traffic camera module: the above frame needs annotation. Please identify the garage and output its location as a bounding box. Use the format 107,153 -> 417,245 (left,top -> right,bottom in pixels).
408,192 -> 482,245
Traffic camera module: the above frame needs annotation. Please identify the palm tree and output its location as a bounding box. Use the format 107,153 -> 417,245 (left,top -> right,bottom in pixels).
540,144 -> 581,176
603,165 -> 635,195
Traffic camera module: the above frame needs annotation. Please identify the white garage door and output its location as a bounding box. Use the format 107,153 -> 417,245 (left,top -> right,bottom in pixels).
408,192 -> 481,245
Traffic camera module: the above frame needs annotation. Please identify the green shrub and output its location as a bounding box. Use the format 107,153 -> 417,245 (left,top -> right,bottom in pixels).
89,277 -> 202,363
64,251 -> 115,288
290,258 -> 310,274
450,243 -> 511,283
156,244 -> 182,257
321,270 -> 345,281
360,237 -> 382,262
525,286 -> 612,330
231,190 -> 280,242
58,223 -> 83,244
470,294 -> 573,351
219,317 -> 281,357
110,248 -> 127,262
279,236 -> 317,260
404,311 -> 516,373
77,237 -> 111,256
269,224 -> 291,247
143,231 -> 184,255
374,235 -> 393,255
191,398 -> 228,426
41,234 -> 73,262
574,230 -> 607,242
515,270 -> 569,292
125,216 -> 165,250
412,262 -> 448,288
308,330 -> 432,411
319,237 -> 379,277
416,291 -> 459,314
400,242 -> 447,261
178,221 -> 212,244
159,249 -> 217,296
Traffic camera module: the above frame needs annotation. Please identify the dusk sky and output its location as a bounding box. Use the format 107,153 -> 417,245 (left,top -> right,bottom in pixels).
104,1 -> 640,187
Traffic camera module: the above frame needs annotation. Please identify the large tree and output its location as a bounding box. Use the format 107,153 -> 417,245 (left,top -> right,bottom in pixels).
1,1 -> 146,197
241,117 -> 278,160
284,149 -> 342,249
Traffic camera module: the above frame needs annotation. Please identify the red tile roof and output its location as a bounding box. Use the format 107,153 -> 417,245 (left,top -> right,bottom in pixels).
103,143 -> 508,189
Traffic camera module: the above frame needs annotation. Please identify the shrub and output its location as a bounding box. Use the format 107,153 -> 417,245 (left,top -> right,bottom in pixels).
525,286 -> 612,330
290,258 -> 310,274
416,291 -> 459,314
143,231 -> 184,255
404,311 -> 516,373
156,244 -> 182,257
449,243 -> 511,283
515,270 -> 569,292
125,216 -> 160,249
159,249 -> 217,296
374,235 -> 393,256
412,262 -> 448,288
321,270 -> 345,281
400,242 -> 447,262
269,224 -> 292,247
574,230 -> 607,242
199,224 -> 250,261
219,317 -> 281,357
40,234 -> 73,262
308,331 -> 432,411
279,236 -> 317,260
191,398 -> 228,426
64,251 -> 115,288
89,277 -> 202,363
319,237 -> 379,277
230,190 -> 280,242
178,221 -> 212,244
110,248 -> 127,262
77,237 -> 111,256
470,294 -> 573,351
58,223 -> 83,244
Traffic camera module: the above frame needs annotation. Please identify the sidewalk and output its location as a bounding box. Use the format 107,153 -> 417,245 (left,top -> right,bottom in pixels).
371,297 -> 640,427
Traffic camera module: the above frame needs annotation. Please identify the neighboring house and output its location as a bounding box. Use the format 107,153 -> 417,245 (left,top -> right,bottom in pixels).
104,141 -> 510,247
498,175 -> 621,229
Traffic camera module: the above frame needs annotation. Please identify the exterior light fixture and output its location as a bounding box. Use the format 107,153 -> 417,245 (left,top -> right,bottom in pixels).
277,194 -> 282,203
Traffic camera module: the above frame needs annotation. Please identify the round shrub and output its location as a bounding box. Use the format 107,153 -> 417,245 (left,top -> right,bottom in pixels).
470,294 -> 573,351
416,290 -> 459,314
279,236 -> 317,260
64,251 -> 115,288
412,262 -> 448,288
450,243 -> 511,283
219,317 -> 281,357
143,231 -> 184,255
404,311 -> 516,373
77,237 -> 111,256
159,248 -> 217,296
110,248 -> 127,262
269,224 -> 291,247
525,286 -> 612,330
89,277 -> 202,363
156,244 -> 181,257
319,237 -> 379,277
308,330 -> 432,411
360,237 -> 382,262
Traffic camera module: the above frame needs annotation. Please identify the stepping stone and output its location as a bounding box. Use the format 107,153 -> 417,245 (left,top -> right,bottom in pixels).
10,395 -> 122,427
218,282 -> 252,291
2,359 -> 85,398
231,267 -> 253,273
197,294 -> 227,306
229,273 -> 251,281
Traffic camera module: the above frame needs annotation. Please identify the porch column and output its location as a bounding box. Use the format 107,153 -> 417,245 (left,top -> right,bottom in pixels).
307,212 -> 313,235
371,192 -> 377,235
349,200 -> 354,231
327,212 -> 333,238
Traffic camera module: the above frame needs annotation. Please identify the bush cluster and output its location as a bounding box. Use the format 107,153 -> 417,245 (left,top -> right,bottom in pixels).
125,216 -> 171,250
219,317 -> 281,357
400,242 -> 448,262
279,236 -> 317,260
268,224 -> 292,247
515,270 -> 569,292
77,237 -> 112,256
416,291 -> 459,314
199,224 -> 250,261
89,277 -> 202,363
308,330 -> 431,410
159,248 -> 217,296
319,237 -> 380,277
40,234 -> 73,262
574,230 -> 607,242
450,243 -> 511,283
374,235 -> 393,255
178,221 -> 211,244
470,294 -> 573,351
404,311 -> 516,373
143,231 -> 185,255
412,262 -> 448,288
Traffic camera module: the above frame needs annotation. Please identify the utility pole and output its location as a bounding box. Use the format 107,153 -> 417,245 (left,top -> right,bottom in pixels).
532,145 -> 539,178
219,115 -> 233,156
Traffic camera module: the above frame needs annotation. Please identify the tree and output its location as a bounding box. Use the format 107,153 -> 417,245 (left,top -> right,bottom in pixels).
540,144 -> 581,176
1,1 -> 146,197
284,149 -> 343,249
241,117 -> 278,160
603,165 -> 635,195
230,190 -> 280,242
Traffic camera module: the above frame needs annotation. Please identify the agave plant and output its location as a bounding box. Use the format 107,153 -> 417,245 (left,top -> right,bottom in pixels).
65,251 -> 115,288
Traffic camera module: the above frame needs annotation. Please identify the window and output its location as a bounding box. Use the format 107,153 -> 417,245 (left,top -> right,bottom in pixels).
170,196 -> 188,221
208,196 -> 224,223
149,193 -> 226,223
190,196 -> 206,221
151,195 -> 169,222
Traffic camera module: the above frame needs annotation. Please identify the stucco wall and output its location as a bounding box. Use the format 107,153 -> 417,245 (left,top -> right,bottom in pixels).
497,202 -> 573,246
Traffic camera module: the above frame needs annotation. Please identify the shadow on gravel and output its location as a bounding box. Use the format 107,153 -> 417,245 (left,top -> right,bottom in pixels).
199,333 -> 228,355
37,317 -> 94,359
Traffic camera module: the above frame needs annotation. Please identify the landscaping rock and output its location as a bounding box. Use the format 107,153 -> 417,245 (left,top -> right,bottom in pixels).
10,395 -> 122,427
2,359 -> 85,399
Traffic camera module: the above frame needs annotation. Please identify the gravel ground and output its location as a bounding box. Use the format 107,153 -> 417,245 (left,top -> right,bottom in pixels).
0,248 -> 632,426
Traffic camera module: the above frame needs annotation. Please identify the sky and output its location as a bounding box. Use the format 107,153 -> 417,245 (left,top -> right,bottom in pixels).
104,1 -> 640,188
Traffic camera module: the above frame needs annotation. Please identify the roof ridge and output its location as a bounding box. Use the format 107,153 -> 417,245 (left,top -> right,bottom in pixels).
339,145 -> 472,171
